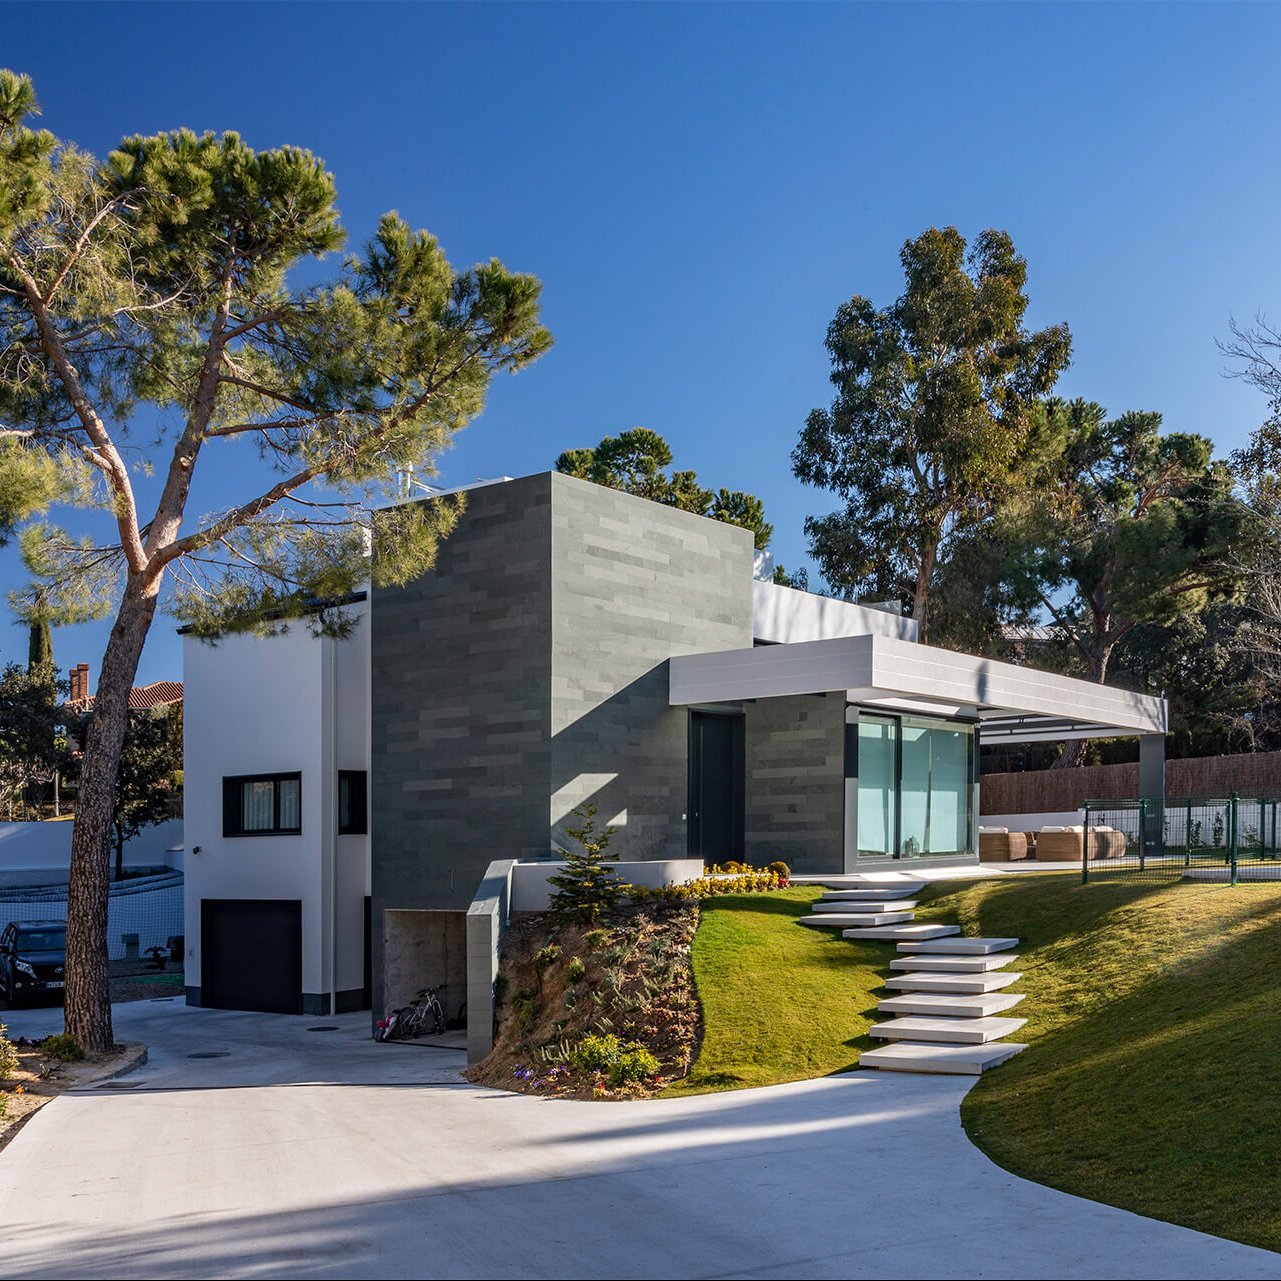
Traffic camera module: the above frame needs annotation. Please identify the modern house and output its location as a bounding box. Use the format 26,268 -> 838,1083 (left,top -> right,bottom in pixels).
181,470 -> 1167,1017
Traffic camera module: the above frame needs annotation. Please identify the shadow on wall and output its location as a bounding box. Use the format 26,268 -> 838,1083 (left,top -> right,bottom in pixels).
548,664 -> 686,862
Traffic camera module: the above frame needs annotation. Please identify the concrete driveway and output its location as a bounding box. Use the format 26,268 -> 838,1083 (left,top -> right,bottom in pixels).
0,1000 -> 1277,1281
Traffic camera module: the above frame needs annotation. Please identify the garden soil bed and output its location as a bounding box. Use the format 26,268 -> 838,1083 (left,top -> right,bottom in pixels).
0,1041 -> 147,1153
466,904 -> 701,1099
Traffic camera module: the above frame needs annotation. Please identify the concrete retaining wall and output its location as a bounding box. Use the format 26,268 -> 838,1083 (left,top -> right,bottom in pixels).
0,819 -> 183,882
383,909 -> 468,1025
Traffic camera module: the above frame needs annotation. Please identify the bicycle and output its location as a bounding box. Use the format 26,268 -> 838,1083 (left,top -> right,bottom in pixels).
376,985 -> 447,1041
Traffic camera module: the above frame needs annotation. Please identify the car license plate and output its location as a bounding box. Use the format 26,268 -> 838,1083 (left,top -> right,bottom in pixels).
46,981 -> 64,989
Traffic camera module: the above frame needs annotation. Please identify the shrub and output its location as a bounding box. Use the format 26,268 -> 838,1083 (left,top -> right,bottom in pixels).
767,860 -> 791,884
548,804 -> 623,924
569,1032 -> 660,1086
716,860 -> 745,873
534,943 -> 562,976
567,957 -> 586,984
0,1023 -> 18,1080
623,868 -> 783,903
39,1033 -> 85,1062
510,989 -> 540,1038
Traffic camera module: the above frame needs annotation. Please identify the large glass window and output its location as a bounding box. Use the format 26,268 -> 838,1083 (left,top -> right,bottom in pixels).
854,714 -> 974,860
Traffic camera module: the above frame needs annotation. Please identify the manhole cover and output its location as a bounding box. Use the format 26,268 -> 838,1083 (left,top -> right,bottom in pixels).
307,1025 -> 340,1032
187,1051 -> 230,1059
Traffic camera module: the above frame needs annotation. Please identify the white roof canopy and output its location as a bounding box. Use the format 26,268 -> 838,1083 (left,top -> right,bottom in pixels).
669,633 -> 1167,743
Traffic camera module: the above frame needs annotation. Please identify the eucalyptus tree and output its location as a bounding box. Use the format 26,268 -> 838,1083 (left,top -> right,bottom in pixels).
0,71 -> 551,1049
793,226 -> 1071,638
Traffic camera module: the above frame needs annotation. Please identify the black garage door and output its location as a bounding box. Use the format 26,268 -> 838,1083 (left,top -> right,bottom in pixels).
201,899 -> 302,1015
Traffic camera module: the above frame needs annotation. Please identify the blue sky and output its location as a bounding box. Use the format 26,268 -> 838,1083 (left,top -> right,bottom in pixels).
3,1 -> 1280,685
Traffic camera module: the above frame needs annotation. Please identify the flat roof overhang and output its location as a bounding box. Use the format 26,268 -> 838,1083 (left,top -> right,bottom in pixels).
669,633 -> 1167,744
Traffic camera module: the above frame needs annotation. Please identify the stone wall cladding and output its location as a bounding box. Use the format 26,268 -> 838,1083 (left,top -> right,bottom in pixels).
548,472 -> 755,859
745,692 -> 845,874
371,474 -> 554,940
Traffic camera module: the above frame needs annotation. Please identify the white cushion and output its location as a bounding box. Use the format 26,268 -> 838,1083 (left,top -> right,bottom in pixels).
979,826 -> 1009,834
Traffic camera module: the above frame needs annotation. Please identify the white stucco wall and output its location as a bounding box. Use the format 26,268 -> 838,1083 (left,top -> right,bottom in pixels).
753,581 -> 920,645
183,603 -> 370,1006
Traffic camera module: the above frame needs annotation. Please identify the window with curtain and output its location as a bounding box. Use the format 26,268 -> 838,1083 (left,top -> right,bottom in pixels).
222,773 -> 303,836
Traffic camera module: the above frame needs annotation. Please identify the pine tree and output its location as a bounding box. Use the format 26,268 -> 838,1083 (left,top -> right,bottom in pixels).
548,804 -> 623,925
0,71 -> 551,1049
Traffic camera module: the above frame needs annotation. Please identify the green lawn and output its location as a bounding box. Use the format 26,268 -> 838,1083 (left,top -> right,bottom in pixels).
915,873 -> 1281,1253
666,887 -> 886,1094
675,873 -> 1281,1253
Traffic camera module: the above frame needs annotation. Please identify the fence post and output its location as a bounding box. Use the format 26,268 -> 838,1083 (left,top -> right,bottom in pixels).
1230,793 -> 1239,887
1185,798 -> 1193,867
1139,798 -> 1148,872
1082,801 -> 1091,884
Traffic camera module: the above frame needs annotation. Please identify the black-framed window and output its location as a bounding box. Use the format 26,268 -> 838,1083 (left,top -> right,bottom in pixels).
223,773 -> 302,836
338,770 -> 368,835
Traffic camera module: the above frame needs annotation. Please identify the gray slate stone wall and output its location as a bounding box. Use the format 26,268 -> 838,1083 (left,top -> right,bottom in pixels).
370,473 -> 553,1026
548,472 -> 754,858
744,692 -> 846,874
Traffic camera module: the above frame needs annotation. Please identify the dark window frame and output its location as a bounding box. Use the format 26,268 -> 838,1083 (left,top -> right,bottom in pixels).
337,769 -> 368,835
222,772 -> 303,837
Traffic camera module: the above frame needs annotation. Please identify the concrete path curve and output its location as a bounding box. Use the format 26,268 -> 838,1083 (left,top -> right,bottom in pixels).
0,1001 -> 1276,1280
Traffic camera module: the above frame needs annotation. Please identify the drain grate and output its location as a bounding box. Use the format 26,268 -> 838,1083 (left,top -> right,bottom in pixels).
98,1081 -> 144,1089
187,1051 -> 230,1059
307,1025 -> 340,1032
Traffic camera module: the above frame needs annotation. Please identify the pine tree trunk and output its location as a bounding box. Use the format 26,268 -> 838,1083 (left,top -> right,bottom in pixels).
64,585 -> 157,1052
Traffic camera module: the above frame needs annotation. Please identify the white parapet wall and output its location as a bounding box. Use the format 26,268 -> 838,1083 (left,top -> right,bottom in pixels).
509,858 -> 706,912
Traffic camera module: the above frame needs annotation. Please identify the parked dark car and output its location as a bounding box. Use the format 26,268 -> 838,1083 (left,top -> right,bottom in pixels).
0,920 -> 67,1004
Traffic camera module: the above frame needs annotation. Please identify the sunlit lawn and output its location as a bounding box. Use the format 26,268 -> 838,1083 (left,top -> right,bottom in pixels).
666,886 -> 885,1094
673,871 -> 1281,1253
915,874 -> 1281,1253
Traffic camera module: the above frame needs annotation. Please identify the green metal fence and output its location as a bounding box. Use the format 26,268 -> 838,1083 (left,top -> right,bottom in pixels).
1081,796 -> 1281,884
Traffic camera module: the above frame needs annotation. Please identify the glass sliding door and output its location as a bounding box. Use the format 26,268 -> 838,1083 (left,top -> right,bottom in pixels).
900,718 -> 973,858
856,716 -> 898,859
853,712 -> 975,862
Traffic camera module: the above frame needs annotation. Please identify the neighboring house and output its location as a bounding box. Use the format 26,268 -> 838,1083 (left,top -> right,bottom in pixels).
182,471 -> 1167,1017
65,663 -> 184,714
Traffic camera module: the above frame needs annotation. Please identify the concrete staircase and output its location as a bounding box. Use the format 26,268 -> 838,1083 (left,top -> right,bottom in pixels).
800,876 -> 1027,1075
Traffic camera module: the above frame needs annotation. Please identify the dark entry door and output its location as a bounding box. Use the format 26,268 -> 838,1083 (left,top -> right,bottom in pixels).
201,899 -> 302,1015
688,712 -> 746,862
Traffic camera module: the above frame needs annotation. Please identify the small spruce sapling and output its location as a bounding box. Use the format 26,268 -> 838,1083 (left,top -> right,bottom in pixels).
548,804 -> 622,925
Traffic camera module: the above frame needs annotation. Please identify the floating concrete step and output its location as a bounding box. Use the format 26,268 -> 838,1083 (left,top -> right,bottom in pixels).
889,953 -> 1019,973
877,991 -> 1026,1018
897,937 -> 1019,955
799,911 -> 915,929
818,885 -> 925,901
885,970 -> 1023,994
860,1040 -> 1027,1075
841,923 -> 959,942
810,899 -> 919,914
869,1014 -> 1027,1045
